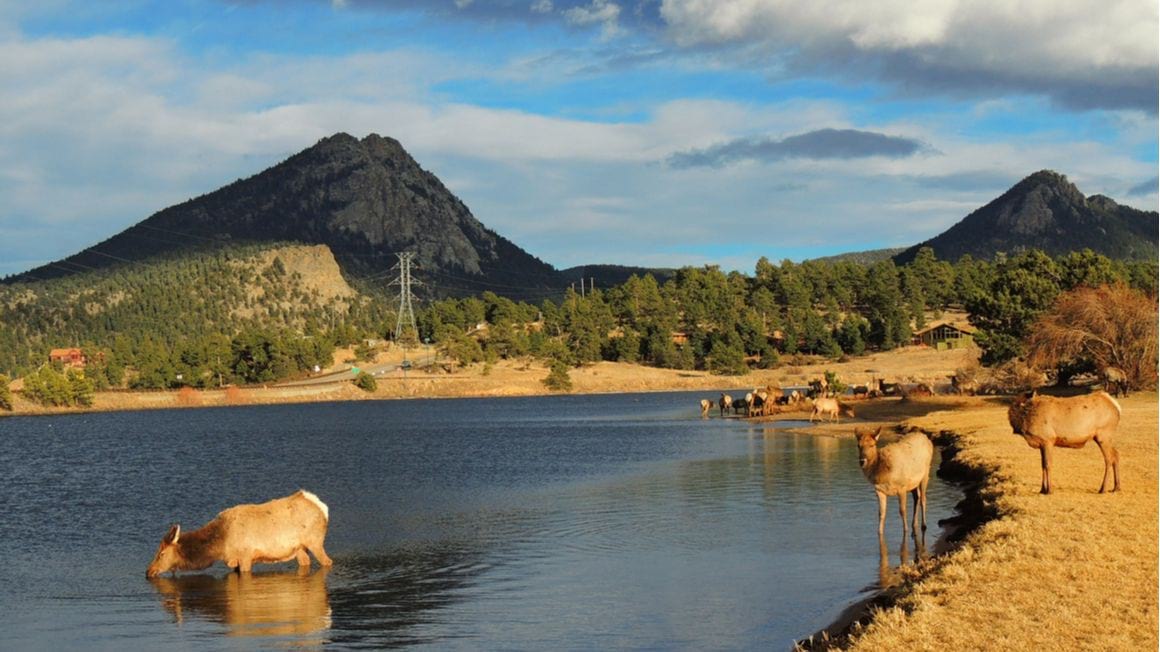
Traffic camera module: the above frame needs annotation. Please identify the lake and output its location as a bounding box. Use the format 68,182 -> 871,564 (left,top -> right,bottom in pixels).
0,391 -> 960,650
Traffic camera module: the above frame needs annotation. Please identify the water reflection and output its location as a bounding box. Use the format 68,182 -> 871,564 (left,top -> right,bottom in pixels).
876,531 -> 929,590
326,542 -> 500,647
150,569 -> 332,641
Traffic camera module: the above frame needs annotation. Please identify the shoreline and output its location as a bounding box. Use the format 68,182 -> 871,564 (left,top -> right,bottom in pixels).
794,419 -> 995,650
811,393 -> 1158,650
1,346 -> 977,418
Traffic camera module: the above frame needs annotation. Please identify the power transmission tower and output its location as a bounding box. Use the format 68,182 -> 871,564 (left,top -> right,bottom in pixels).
388,252 -> 420,341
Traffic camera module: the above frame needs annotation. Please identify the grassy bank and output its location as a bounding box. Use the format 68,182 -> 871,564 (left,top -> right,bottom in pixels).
818,392 -> 1158,650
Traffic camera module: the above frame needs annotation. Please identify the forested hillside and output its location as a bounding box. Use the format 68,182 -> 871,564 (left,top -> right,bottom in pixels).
419,248 -> 1156,377
2,245 -> 1155,394
0,243 -> 385,388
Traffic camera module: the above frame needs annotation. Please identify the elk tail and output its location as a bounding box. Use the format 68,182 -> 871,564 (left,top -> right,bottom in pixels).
300,490 -> 330,521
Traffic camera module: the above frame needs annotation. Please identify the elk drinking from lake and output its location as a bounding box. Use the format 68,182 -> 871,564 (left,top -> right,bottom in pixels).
146,490 -> 333,577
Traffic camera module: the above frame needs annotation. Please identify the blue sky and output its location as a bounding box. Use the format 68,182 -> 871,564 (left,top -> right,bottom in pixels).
0,0 -> 1156,278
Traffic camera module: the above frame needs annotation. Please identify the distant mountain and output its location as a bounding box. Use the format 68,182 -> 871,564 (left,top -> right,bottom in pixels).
7,133 -> 563,298
894,170 -> 1159,264
559,264 -> 676,291
807,247 -> 906,266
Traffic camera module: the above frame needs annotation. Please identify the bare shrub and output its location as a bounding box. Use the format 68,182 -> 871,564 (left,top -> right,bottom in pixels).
1025,284 -> 1158,390
176,386 -> 200,407
225,386 -> 246,405
982,359 -> 1049,394
953,358 -> 982,384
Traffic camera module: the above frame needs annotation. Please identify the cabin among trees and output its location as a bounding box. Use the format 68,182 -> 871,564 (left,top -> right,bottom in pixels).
49,348 -> 87,368
911,321 -> 976,350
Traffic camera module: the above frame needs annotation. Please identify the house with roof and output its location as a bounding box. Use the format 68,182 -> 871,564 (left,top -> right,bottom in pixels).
911,321 -> 977,350
49,348 -> 87,368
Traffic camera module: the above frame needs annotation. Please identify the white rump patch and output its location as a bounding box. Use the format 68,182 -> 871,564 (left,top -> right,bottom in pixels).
1105,393 -> 1123,416
300,490 -> 329,521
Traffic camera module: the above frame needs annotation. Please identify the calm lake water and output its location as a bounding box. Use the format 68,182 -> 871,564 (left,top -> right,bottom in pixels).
0,391 -> 960,650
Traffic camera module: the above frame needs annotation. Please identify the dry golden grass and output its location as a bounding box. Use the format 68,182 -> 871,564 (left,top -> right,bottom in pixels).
836,392 -> 1158,651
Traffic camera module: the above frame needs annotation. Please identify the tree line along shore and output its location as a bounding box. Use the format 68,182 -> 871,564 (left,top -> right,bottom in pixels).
1,246 -> 1155,408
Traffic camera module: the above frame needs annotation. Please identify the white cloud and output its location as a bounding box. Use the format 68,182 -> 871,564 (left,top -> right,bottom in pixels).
659,0 -> 1156,68
0,16 -> 1154,278
658,0 -> 1157,110
564,0 -> 623,39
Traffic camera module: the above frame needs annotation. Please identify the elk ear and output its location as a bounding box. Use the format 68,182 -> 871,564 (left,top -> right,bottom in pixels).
873,426 -> 883,441
164,524 -> 180,545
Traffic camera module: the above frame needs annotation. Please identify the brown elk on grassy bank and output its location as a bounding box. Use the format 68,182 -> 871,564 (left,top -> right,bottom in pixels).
147,490 -> 333,578
810,397 -> 855,423
1008,391 -> 1122,495
1102,366 -> 1130,397
855,427 -> 934,536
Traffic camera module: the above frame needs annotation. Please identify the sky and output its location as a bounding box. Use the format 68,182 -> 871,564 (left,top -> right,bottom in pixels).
0,1 -> 1156,278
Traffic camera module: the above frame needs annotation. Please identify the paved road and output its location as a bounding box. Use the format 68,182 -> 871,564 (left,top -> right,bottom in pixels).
276,354 -> 437,387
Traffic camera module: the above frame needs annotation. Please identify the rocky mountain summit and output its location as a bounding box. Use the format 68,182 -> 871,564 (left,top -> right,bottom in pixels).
894,170 -> 1158,264
11,133 -> 561,296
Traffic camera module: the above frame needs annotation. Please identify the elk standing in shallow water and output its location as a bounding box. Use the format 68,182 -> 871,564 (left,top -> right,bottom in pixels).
718,393 -> 732,417
855,427 -> 933,536
1008,390 -> 1122,494
147,490 -> 333,577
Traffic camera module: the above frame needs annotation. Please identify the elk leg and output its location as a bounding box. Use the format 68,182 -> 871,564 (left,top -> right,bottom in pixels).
908,489 -> 916,532
308,542 -> 334,567
296,548 -> 311,569
1112,448 -> 1121,492
918,476 -> 929,530
876,491 -> 887,536
897,492 -> 909,536
1094,437 -> 1120,493
238,556 -> 253,573
1039,445 -> 1053,494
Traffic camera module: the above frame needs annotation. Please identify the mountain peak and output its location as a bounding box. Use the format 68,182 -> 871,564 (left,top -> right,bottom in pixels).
895,171 -> 1158,263
9,133 -> 561,296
